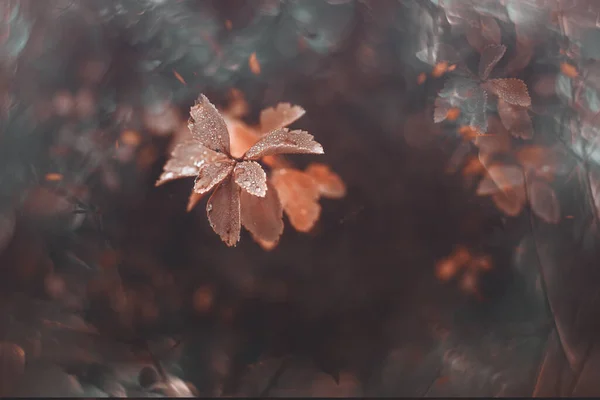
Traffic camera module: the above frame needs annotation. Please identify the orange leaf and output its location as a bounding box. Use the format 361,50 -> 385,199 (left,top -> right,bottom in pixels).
241,181 -> 284,243
432,61 -> 449,78
249,52 -> 261,75
270,169 -> 321,233
206,176 -> 241,247
259,103 -> 306,134
560,62 -> 578,78
45,173 -> 63,182
305,163 -> 346,199
224,116 -> 262,159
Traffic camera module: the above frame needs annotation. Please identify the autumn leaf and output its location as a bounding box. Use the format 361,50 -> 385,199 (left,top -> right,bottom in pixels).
492,185 -> 526,217
244,129 -> 324,159
188,95 -> 231,155
485,164 -> 525,192
157,95 -> 325,246
305,163 -> 346,199
270,168 -> 321,233
207,176 -> 241,247
241,181 -> 284,243
497,98 -> 534,139
193,160 -> 235,194
486,78 -> 531,107
466,17 -> 502,54
156,141 -> 227,186
478,44 -> 506,81
260,103 -> 306,134
528,179 -> 560,224
233,161 -> 268,197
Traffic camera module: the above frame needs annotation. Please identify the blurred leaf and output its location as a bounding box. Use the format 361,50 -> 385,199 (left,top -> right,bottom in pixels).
0,342 -> 25,397
478,44 -> 506,81
497,99 -> 534,139
528,179 -> 560,224
241,181 -> 284,244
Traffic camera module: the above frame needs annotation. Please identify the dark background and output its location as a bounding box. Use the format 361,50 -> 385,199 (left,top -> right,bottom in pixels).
0,0 -> 599,396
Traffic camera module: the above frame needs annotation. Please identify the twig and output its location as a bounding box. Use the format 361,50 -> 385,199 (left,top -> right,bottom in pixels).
259,356 -> 291,398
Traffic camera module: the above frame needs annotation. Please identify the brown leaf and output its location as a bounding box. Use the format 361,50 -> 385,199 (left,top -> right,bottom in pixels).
206,176 -> 241,247
260,103 -> 306,133
476,175 -> 500,195
486,78 -> 531,107
193,160 -> 235,194
486,164 -> 524,192
156,140 -> 227,186
188,95 -> 231,154
478,44 -> 506,80
241,181 -> 284,243
187,192 -> 205,212
305,163 -> 346,199
270,169 -> 321,233
467,17 -> 501,54
528,179 -> 560,224
492,185 -> 526,217
233,161 -> 267,197
244,128 -> 323,160
497,99 -> 534,139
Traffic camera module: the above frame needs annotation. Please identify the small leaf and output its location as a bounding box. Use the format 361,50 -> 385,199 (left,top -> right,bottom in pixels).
156,140 -> 227,186
241,181 -> 284,243
486,163 -> 524,191
497,99 -> 534,139
188,95 -> 231,154
486,78 -> 532,107
260,103 -> 306,133
234,161 -> 267,197
244,129 -> 323,160
528,179 -> 560,224
206,176 -> 241,247
193,160 -> 235,194
270,169 -> 321,233
478,44 -> 506,80
305,163 -> 346,199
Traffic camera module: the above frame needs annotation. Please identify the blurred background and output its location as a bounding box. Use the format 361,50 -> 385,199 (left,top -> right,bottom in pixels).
0,0 -> 599,396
